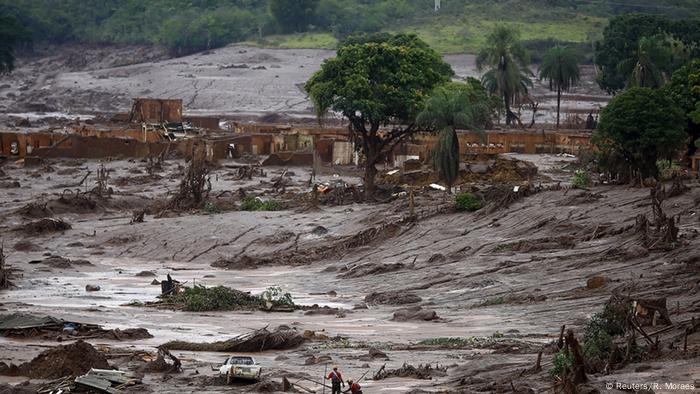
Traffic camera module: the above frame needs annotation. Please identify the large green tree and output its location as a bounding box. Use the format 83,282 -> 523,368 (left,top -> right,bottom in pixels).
416,81 -> 491,192
477,26 -> 532,127
538,45 -> 580,128
666,60 -> 700,159
595,14 -> 700,93
595,87 -> 686,180
269,0 -> 319,33
0,15 -> 28,74
617,35 -> 676,89
305,33 -> 453,197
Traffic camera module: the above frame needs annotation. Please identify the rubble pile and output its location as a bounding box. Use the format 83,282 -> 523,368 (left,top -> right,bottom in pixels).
0,340 -> 110,379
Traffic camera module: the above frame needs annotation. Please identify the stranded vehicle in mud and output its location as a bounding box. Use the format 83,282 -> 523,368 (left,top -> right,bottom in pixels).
218,356 -> 262,383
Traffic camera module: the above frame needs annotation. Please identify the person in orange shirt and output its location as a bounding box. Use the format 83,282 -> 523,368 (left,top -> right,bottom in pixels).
326,365 -> 344,394
344,379 -> 363,394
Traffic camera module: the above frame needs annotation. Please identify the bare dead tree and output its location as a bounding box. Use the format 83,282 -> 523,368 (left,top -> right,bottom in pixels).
166,147 -> 211,211
0,243 -> 10,290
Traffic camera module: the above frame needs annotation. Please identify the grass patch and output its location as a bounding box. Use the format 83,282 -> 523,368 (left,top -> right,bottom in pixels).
247,32 -> 338,50
455,192 -> 483,211
240,197 -> 281,211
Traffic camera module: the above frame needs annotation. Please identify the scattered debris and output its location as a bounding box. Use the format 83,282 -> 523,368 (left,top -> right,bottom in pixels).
28,256 -> 93,269
372,363 -> 447,380
164,147 -> 211,211
365,290 -> 422,305
391,306 -> 439,321
142,347 -> 181,374
75,368 -> 142,393
0,313 -> 152,341
15,218 -> 71,235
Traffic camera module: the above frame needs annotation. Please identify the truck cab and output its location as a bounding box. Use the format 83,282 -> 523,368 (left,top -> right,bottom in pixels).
218,356 -> 262,383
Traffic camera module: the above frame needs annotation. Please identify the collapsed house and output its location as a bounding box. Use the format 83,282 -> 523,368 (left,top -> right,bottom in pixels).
0,97 -> 595,167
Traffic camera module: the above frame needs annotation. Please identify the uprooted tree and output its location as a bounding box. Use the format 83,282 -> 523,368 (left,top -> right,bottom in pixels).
305,33 -> 453,197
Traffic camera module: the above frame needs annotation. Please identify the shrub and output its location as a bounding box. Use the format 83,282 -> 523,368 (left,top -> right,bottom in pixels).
240,197 -> 280,211
549,349 -> 573,378
203,201 -> 219,214
172,285 -> 262,311
656,160 -> 681,181
571,170 -> 590,188
260,285 -> 295,307
455,192 -> 483,211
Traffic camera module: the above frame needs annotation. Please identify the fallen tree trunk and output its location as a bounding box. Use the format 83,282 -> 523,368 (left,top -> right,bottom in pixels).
161,326 -> 304,352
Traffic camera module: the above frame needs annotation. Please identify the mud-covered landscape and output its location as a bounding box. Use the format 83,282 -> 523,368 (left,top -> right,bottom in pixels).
1,150 -> 699,393
2,1 -> 700,393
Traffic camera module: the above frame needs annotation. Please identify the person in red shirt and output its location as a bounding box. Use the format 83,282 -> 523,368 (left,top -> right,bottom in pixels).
344,379 -> 363,394
326,365 -> 344,394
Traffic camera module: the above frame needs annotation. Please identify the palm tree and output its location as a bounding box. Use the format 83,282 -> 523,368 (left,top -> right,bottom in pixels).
476,25 -> 532,126
417,83 -> 489,192
618,35 -> 674,89
538,46 -> 580,128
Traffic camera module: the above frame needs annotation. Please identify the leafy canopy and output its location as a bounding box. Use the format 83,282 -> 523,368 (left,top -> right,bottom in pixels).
0,15 -> 29,74
417,81 -> 492,191
269,0 -> 319,33
595,87 -> 686,179
477,25 -> 532,125
595,14 -> 700,93
305,33 -> 452,130
538,45 -> 580,92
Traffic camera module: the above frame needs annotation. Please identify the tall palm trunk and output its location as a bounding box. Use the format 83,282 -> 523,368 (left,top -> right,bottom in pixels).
556,85 -> 561,129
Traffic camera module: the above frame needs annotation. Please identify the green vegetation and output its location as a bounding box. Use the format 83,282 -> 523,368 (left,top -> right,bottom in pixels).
595,14 -> 700,93
170,285 -> 262,312
240,197 -> 281,211
269,0 -> 319,33
549,349 -> 573,378
571,170 -> 590,188
0,15 -> 29,74
260,285 -> 294,307
550,302 -> 630,378
167,285 -> 295,312
538,46 -> 580,128
666,60 -> 700,158
305,33 -> 452,197
455,192 -> 483,212
594,87 -> 686,180
477,26 -> 532,126
417,81 -> 491,192
4,0 -> 700,57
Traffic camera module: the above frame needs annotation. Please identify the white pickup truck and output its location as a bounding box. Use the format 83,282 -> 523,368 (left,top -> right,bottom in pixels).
218,356 -> 262,383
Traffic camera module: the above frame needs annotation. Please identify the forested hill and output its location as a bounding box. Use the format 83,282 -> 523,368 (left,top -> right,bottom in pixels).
3,0 -> 700,56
